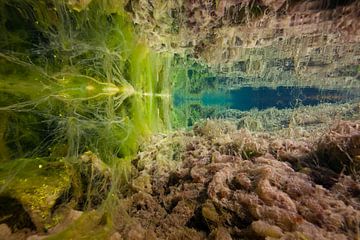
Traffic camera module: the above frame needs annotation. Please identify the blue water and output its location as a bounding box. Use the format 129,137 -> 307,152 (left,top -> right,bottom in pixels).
174,86 -> 354,111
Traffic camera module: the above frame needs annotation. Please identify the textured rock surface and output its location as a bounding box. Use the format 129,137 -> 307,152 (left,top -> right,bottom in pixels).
316,120 -> 360,178
128,0 -> 360,89
114,120 -> 360,239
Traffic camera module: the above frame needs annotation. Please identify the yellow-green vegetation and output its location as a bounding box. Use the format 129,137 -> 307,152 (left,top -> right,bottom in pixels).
0,0 -> 173,162
0,0 -> 175,236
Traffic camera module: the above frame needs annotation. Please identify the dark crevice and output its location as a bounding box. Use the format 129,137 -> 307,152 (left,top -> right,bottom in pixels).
308,166 -> 339,189
50,188 -> 73,214
0,196 -> 36,231
185,206 -> 210,234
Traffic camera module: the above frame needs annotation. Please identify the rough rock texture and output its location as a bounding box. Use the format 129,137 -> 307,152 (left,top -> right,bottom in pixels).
316,120 -> 360,178
128,0 -> 360,89
116,120 -> 360,240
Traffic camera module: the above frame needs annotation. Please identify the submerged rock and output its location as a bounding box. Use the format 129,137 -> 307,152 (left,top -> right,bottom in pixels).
47,208 -> 83,234
0,158 -> 71,232
0,151 -> 111,235
0,224 -> 12,239
2,121 -> 359,240
117,120 -> 360,240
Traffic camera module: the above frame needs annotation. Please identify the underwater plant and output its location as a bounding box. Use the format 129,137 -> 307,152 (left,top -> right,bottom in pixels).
0,0 -> 175,233
0,0 -> 173,161
1,1 -> 360,239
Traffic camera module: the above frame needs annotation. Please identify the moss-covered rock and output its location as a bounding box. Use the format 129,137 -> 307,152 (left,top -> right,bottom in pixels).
0,158 -> 71,231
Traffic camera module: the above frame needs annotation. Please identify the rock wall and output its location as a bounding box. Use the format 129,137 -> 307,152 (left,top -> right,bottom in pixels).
128,0 -> 360,88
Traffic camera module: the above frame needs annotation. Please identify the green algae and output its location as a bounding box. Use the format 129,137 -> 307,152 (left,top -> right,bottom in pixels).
0,0 -> 177,235
0,152 -> 132,235
0,0 -> 174,163
44,210 -> 113,240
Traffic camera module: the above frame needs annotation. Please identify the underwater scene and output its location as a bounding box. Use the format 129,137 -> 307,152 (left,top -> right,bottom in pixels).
0,0 -> 359,239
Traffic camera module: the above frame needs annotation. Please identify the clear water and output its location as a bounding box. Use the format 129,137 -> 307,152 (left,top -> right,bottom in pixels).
175,86 -> 357,111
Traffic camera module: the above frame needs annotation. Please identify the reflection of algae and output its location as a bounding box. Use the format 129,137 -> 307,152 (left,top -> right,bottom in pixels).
0,0 -> 174,236
0,0 -> 173,161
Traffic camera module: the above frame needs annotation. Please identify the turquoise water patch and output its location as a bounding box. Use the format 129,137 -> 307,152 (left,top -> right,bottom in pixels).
174,86 -> 357,111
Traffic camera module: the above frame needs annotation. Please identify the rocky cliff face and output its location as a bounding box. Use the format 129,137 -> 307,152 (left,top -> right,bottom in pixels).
128,0 -> 360,89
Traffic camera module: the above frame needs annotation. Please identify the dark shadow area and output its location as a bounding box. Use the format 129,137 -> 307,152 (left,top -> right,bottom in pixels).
0,196 -> 36,231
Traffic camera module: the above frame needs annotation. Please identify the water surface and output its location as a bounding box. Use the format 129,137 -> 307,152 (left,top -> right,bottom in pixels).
175,86 -> 356,111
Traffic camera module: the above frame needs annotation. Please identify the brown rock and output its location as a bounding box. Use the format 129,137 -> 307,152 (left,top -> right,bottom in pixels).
0,224 -> 11,240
